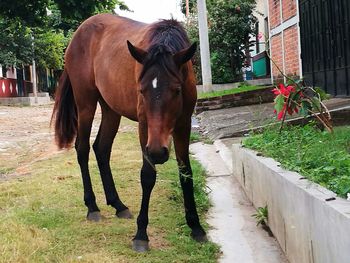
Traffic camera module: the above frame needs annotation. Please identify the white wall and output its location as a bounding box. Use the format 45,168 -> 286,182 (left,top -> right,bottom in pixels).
6,68 -> 16,79
251,0 -> 269,57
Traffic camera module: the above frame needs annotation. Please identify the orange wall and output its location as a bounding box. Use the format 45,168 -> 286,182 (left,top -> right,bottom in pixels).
269,0 -> 300,80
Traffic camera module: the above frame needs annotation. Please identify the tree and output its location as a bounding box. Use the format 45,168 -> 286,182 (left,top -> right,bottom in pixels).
53,0 -> 130,32
0,0 -> 129,29
0,0 -> 129,69
0,0 -> 50,27
34,29 -> 68,69
180,0 -> 215,15
0,19 -> 33,68
181,0 -> 257,83
184,12 -> 202,84
209,0 -> 257,83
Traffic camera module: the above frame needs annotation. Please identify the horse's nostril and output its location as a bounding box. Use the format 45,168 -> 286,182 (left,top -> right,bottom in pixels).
162,147 -> 169,157
146,146 -> 169,164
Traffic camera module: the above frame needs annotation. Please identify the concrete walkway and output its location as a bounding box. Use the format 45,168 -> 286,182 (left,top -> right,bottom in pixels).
190,140 -> 288,263
197,98 -> 350,140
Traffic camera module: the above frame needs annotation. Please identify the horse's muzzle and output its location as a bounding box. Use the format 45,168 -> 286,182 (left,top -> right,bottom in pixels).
146,146 -> 169,164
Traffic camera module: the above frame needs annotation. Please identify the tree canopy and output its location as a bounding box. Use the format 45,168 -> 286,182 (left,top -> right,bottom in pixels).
182,0 -> 257,83
0,0 -> 129,69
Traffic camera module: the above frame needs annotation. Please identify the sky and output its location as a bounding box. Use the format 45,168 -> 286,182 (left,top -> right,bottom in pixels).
116,0 -> 185,23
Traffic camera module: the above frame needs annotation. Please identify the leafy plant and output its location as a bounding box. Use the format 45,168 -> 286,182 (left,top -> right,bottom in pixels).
252,205 -> 268,226
272,81 -> 332,132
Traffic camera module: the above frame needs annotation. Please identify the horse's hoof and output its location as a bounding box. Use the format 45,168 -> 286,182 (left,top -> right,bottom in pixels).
116,209 -> 133,219
132,239 -> 150,252
87,211 -> 102,222
192,233 -> 208,242
191,229 -> 208,243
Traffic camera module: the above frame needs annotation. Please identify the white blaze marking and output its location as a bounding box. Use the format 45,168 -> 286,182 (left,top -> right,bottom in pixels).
152,78 -> 158,89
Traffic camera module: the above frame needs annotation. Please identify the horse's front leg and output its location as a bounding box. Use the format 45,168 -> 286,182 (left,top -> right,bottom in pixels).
132,156 -> 156,252
173,119 -> 207,242
132,122 -> 157,252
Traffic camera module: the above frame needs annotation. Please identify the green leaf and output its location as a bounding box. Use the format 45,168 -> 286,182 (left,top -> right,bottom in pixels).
300,100 -> 311,116
311,97 -> 321,112
274,95 -> 285,113
314,87 -> 331,101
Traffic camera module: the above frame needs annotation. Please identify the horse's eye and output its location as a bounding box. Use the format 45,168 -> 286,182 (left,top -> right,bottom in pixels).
139,88 -> 145,94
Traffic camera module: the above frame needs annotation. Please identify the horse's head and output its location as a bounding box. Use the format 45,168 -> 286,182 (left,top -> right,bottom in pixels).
127,40 -> 197,164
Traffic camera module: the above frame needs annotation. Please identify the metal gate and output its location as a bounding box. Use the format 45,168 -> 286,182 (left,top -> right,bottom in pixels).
299,0 -> 350,96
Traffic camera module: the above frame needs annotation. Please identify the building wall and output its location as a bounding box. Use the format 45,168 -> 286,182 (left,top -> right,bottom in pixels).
268,0 -> 301,82
269,0 -> 282,29
6,67 -> 17,79
282,0 -> 297,21
270,33 -> 283,77
283,25 -> 299,76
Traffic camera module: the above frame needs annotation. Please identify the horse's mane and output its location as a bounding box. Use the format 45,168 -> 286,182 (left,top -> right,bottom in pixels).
139,19 -> 190,81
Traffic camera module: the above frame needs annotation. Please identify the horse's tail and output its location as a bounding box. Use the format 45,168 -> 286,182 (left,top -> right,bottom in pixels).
51,69 -> 77,149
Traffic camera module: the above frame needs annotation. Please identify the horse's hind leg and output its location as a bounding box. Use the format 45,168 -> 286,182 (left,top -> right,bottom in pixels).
93,100 -> 132,219
75,95 -> 101,221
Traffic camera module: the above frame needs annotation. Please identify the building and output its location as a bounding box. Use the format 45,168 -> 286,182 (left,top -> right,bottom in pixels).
0,65 -> 54,105
267,0 -> 302,82
265,0 -> 350,96
251,0 -> 271,80
0,66 -> 32,98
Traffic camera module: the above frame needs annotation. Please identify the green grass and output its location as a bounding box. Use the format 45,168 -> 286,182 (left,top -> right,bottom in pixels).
0,119 -> 219,262
190,132 -> 201,143
198,84 -> 268,99
243,124 -> 350,198
190,132 -> 213,145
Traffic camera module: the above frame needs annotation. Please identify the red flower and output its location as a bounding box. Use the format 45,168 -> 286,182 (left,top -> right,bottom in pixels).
273,84 -> 295,97
277,104 -> 286,120
273,83 -> 299,120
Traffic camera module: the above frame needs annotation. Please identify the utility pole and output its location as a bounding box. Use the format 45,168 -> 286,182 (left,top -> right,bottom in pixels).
197,0 -> 212,92
186,0 -> 189,17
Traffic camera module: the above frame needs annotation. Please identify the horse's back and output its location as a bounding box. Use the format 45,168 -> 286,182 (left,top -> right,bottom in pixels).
66,14 -> 146,70
65,14 -> 147,119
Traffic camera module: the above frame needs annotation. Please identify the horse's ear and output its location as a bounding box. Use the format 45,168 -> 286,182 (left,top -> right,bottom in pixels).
127,40 -> 147,64
173,42 -> 197,66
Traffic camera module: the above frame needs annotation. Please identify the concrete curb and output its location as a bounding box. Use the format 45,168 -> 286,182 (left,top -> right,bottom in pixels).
190,142 -> 287,263
195,87 -> 274,114
232,144 -> 350,263
0,92 -> 52,106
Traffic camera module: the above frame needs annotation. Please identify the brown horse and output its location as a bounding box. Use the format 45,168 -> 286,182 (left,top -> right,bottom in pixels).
52,14 -> 207,252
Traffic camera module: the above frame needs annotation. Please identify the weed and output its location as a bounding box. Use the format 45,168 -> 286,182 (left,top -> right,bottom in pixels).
252,205 -> 268,226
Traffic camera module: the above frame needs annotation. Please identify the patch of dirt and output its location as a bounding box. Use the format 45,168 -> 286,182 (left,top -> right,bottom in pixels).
0,105 -> 59,178
147,226 -> 171,250
0,104 -> 135,180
